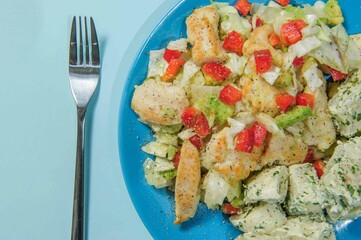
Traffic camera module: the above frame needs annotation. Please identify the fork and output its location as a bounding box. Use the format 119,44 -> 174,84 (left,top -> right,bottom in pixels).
69,16 -> 100,240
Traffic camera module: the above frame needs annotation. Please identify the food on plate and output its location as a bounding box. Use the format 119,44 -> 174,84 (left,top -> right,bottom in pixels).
131,0 -> 361,238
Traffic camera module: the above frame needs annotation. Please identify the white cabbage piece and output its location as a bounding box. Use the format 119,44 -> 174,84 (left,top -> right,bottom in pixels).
202,169 -> 241,209
143,158 -> 174,189
261,65 -> 281,85
226,118 -> 246,150
147,49 -> 168,78
167,38 -> 188,52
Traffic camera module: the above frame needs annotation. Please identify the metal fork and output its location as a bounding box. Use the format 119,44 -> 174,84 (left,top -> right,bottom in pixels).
69,16 -> 100,240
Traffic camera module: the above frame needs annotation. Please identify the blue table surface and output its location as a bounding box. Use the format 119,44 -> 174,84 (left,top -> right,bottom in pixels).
0,0 -> 180,239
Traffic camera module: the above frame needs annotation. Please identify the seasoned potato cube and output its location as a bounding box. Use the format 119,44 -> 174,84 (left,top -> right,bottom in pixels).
244,166 -> 289,204
286,163 -> 328,215
230,202 -> 286,234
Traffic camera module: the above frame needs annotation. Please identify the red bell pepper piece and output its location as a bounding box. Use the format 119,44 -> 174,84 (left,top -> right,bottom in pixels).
275,94 -> 296,112
223,31 -> 244,55
181,107 -> 198,128
254,49 -> 272,74
276,0 -> 290,6
193,113 -> 211,138
327,66 -> 347,81
222,203 -> 240,215
234,0 -> 252,16
252,122 -> 268,147
280,20 -> 307,45
235,128 -> 255,153
314,160 -> 326,178
296,92 -> 315,108
292,56 -> 304,67
268,33 -> 281,47
189,134 -> 202,150
172,151 -> 181,169
181,108 -> 210,138
163,48 -> 182,63
162,59 -> 185,82
202,62 -> 232,82
256,17 -> 263,27
219,84 -> 243,106
304,148 -> 315,163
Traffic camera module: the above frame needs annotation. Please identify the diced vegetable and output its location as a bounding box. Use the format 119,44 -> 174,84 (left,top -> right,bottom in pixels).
202,62 -> 232,82
275,106 -> 312,129
234,0 -> 251,16
202,170 -> 241,209
255,17 -> 263,28
254,49 -> 272,74
324,0 -> 344,25
292,56 -> 304,67
162,59 -> 185,82
276,0 -> 290,7
296,93 -> 314,108
172,151 -> 181,168
223,31 -> 244,55
163,48 -> 183,63
219,84 -> 243,106
181,107 -> 211,137
222,203 -> 241,215
143,158 -> 174,189
303,148 -> 314,163
268,33 -> 281,47
275,94 -> 296,112
252,122 -> 268,147
193,112 -> 211,138
181,107 -> 198,127
280,20 -> 307,45
217,3 -> 252,38
205,94 -> 234,124
189,134 -> 202,150
235,128 -> 254,153
273,70 -> 293,88
328,66 -> 347,81
313,160 -> 326,178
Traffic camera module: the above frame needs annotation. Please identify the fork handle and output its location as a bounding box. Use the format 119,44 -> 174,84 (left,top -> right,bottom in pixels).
71,107 -> 86,240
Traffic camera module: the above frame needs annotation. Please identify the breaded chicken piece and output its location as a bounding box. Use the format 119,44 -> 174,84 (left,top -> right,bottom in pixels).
243,24 -> 284,67
203,128 -> 264,181
174,140 -> 201,224
240,75 -> 281,117
261,132 -> 308,167
131,79 -> 189,125
186,6 -> 221,65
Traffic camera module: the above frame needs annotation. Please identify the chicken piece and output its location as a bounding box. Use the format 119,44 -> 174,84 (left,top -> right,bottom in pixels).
242,24 -> 284,67
261,132 -> 308,167
240,75 -> 281,117
131,79 -> 189,125
186,6 -> 221,65
203,128 -> 264,181
174,140 -> 201,224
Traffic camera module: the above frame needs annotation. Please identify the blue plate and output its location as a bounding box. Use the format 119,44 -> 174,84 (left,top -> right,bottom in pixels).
119,0 -> 361,239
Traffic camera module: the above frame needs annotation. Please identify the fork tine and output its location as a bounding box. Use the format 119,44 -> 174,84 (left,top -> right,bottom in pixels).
84,17 -> 90,64
90,17 -> 100,65
69,17 -> 77,65
78,17 -> 83,65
